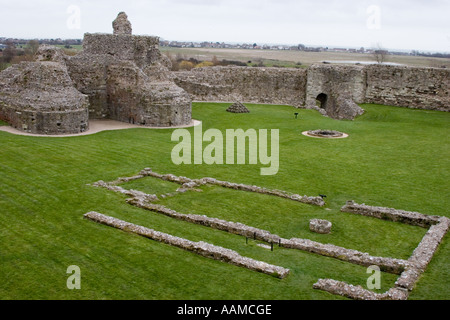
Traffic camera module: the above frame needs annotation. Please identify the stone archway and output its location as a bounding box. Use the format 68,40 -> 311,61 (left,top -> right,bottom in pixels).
316,93 -> 328,110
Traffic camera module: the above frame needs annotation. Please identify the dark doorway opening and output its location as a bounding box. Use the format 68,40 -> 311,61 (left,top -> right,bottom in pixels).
316,93 -> 328,109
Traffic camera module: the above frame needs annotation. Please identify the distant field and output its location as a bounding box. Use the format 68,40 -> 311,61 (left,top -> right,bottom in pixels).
160,47 -> 450,68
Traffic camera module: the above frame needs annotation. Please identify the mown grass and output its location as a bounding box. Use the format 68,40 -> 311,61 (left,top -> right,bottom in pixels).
0,103 -> 448,300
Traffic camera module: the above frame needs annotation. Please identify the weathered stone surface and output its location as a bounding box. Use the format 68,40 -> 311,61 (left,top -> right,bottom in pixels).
0,61 -> 89,134
309,219 -> 332,234
407,216 -> 450,271
35,45 -> 67,64
82,33 -> 160,69
138,168 -> 326,206
305,64 -> 366,120
341,201 -> 441,228
313,279 -> 410,301
84,211 -> 290,279
306,130 -> 345,138
92,169 -> 450,300
0,12 -> 192,134
175,66 -> 308,107
113,12 -> 132,35
226,102 -> 250,113
106,61 -> 192,127
364,64 -> 450,112
174,63 -> 449,120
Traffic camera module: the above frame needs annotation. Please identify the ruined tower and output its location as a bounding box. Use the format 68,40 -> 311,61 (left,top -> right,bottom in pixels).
0,12 -> 192,135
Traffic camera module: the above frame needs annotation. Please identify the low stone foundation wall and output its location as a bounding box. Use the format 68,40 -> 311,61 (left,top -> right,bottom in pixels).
340,201 -> 441,228
139,168 -> 325,207
282,238 -> 409,274
90,170 -> 450,300
92,175 -> 411,275
313,279 -> 409,301
84,211 -> 290,279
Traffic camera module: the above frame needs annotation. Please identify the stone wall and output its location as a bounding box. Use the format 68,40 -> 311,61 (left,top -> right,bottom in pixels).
0,12 -> 192,134
84,211 -> 290,279
83,33 -> 160,69
91,170 -> 450,300
175,66 -> 308,107
364,65 -> 450,112
0,61 -> 89,135
305,64 -> 366,119
106,61 -> 191,127
174,64 -> 449,119
68,25 -> 192,127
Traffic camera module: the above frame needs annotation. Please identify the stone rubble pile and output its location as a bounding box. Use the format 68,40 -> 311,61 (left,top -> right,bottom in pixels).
309,219 -> 332,234
84,211 -> 290,279
226,102 -> 250,114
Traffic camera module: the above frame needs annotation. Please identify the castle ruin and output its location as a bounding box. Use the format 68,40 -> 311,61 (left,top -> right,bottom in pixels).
0,12 -> 192,135
0,12 -> 449,135
175,64 -> 449,120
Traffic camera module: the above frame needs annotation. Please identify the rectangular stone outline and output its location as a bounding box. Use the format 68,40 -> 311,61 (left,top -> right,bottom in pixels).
90,170 -> 450,300
312,201 -> 450,300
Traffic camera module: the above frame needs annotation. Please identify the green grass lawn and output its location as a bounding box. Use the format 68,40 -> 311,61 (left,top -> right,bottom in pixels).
0,103 -> 448,300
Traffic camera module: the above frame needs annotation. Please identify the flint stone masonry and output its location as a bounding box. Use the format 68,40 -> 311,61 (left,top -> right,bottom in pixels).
0,61 -> 89,135
91,170 -> 410,275
282,238 -> 409,274
174,66 -> 308,107
226,102 -> 250,113
84,211 -> 290,279
0,12 -> 191,134
305,64 -> 366,120
364,64 -> 450,112
174,64 -> 449,120
69,18 -> 191,127
341,201 -> 441,228
313,279 -> 410,301
138,168 -> 326,207
113,12 -> 132,35
309,219 -> 332,234
91,170 -> 450,300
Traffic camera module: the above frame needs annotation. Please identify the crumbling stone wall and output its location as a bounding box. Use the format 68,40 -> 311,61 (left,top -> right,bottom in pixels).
364,65 -> 450,111
175,66 -> 307,107
91,169 -> 450,300
84,211 -> 290,279
305,64 -> 366,119
0,12 -> 192,134
0,61 -> 89,134
174,64 -> 449,120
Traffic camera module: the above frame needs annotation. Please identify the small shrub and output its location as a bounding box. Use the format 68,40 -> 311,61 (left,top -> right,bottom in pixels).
179,60 -> 195,71
195,61 -> 214,68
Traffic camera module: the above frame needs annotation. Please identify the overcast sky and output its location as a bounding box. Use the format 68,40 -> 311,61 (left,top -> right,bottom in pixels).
1,0 -> 449,52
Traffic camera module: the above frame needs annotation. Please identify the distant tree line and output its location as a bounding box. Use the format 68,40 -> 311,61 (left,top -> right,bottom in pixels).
410,51 -> 450,59
0,40 -> 40,71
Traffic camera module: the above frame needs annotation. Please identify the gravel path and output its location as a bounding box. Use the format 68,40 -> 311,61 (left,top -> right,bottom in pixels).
0,119 -> 201,138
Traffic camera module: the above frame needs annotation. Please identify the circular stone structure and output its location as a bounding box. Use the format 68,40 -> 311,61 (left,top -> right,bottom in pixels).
309,219 -> 332,234
302,130 -> 348,139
